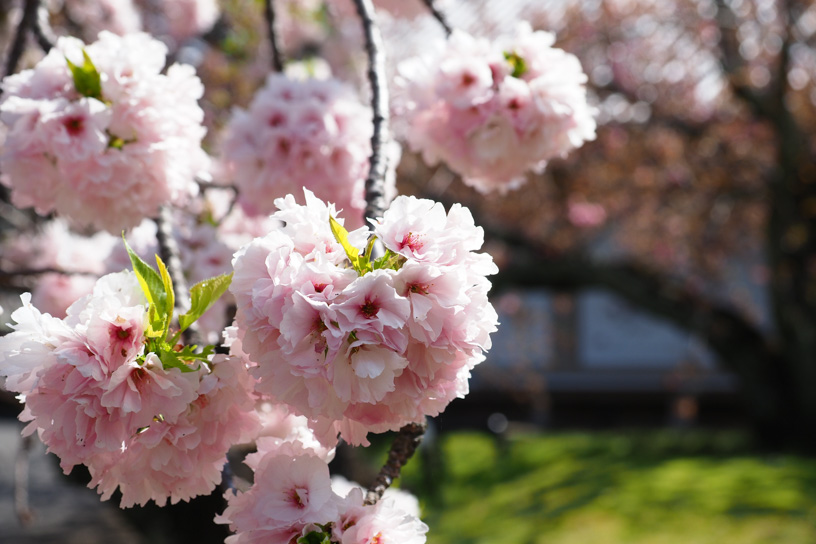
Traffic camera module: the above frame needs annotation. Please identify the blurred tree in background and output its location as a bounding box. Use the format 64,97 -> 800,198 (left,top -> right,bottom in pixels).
394,0 -> 816,451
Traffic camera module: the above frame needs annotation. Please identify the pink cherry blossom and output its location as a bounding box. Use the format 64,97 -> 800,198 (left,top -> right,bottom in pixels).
231,191 -> 498,444
0,270 -> 260,507
220,74 -> 379,229
63,0 -> 143,39
0,32 -> 207,233
218,442 -> 427,544
137,0 -> 220,47
397,23 -> 596,193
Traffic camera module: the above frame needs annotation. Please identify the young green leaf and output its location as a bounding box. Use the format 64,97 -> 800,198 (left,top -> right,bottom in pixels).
122,235 -> 169,332
297,531 -> 332,544
371,248 -> 406,271
66,50 -> 103,100
155,254 -> 175,334
504,50 -> 528,79
178,273 -> 234,333
158,348 -> 202,373
329,216 -> 370,274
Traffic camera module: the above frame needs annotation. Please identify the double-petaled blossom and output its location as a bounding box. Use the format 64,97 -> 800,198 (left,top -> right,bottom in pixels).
231,190 -> 498,446
396,23 -> 596,193
220,74 -> 385,229
0,32 -> 208,233
217,439 -> 428,544
0,271 -> 260,507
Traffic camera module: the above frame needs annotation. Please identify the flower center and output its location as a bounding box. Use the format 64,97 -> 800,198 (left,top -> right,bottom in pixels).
399,232 -> 423,252
361,299 -> 379,318
63,116 -> 85,136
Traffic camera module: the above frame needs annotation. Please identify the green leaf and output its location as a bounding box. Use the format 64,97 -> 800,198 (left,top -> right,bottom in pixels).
176,344 -> 215,363
122,235 -> 170,333
178,273 -> 234,333
297,531 -> 332,544
504,50 -> 528,79
371,249 -> 406,271
155,255 -> 175,336
329,216 -> 369,275
66,50 -> 102,100
158,347 -> 201,373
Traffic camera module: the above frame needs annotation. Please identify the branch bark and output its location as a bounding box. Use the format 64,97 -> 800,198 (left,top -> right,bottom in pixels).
364,421 -> 427,505
263,0 -> 284,72
2,0 -> 40,82
421,0 -> 452,36
351,0 -> 391,225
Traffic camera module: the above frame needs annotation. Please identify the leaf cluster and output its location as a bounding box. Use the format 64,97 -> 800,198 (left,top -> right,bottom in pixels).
123,236 -> 232,372
329,216 -> 405,276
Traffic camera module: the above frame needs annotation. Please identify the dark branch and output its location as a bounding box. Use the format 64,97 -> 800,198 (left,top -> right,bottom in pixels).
155,206 -> 205,345
32,3 -> 54,52
156,206 -> 189,308
364,421 -> 427,505
714,0 -> 776,118
3,0 -> 40,82
421,0 -> 452,36
486,217 -> 779,396
263,0 -> 284,72
0,267 -> 96,278
352,0 -> 391,225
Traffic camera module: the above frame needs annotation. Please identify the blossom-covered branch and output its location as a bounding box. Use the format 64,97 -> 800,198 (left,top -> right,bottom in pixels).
263,0 -> 284,72
351,0 -> 391,223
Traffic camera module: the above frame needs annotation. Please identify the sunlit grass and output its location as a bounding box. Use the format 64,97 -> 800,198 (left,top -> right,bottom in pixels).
390,430 -> 816,544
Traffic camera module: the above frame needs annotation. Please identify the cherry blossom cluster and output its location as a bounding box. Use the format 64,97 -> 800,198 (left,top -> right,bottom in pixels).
220,74 -> 380,229
65,0 -> 219,46
217,439 -> 427,544
231,190 -> 498,446
397,23 -> 596,193
0,32 -> 207,233
0,269 -> 259,507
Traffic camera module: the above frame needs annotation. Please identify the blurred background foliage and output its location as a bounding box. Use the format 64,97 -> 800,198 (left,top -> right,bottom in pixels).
358,429 -> 816,544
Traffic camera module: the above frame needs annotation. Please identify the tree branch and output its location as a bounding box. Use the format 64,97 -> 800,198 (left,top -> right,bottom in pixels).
421,0 -> 452,36
486,218 -> 792,425
364,421 -> 427,505
263,0 -> 284,72
155,206 -> 204,345
352,0 -> 391,225
2,0 -> 40,82
714,0 -> 776,118
32,3 -> 54,52
155,206 -> 189,310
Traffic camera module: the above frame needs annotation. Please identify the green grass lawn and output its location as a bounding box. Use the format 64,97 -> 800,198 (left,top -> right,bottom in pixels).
387,430 -> 816,544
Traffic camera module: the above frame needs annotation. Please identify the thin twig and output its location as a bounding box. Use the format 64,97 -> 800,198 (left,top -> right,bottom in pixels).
3,0 -> 40,81
0,267 -> 96,278
263,0 -> 284,72
351,0 -> 391,225
421,0 -> 452,36
364,421 -> 427,505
